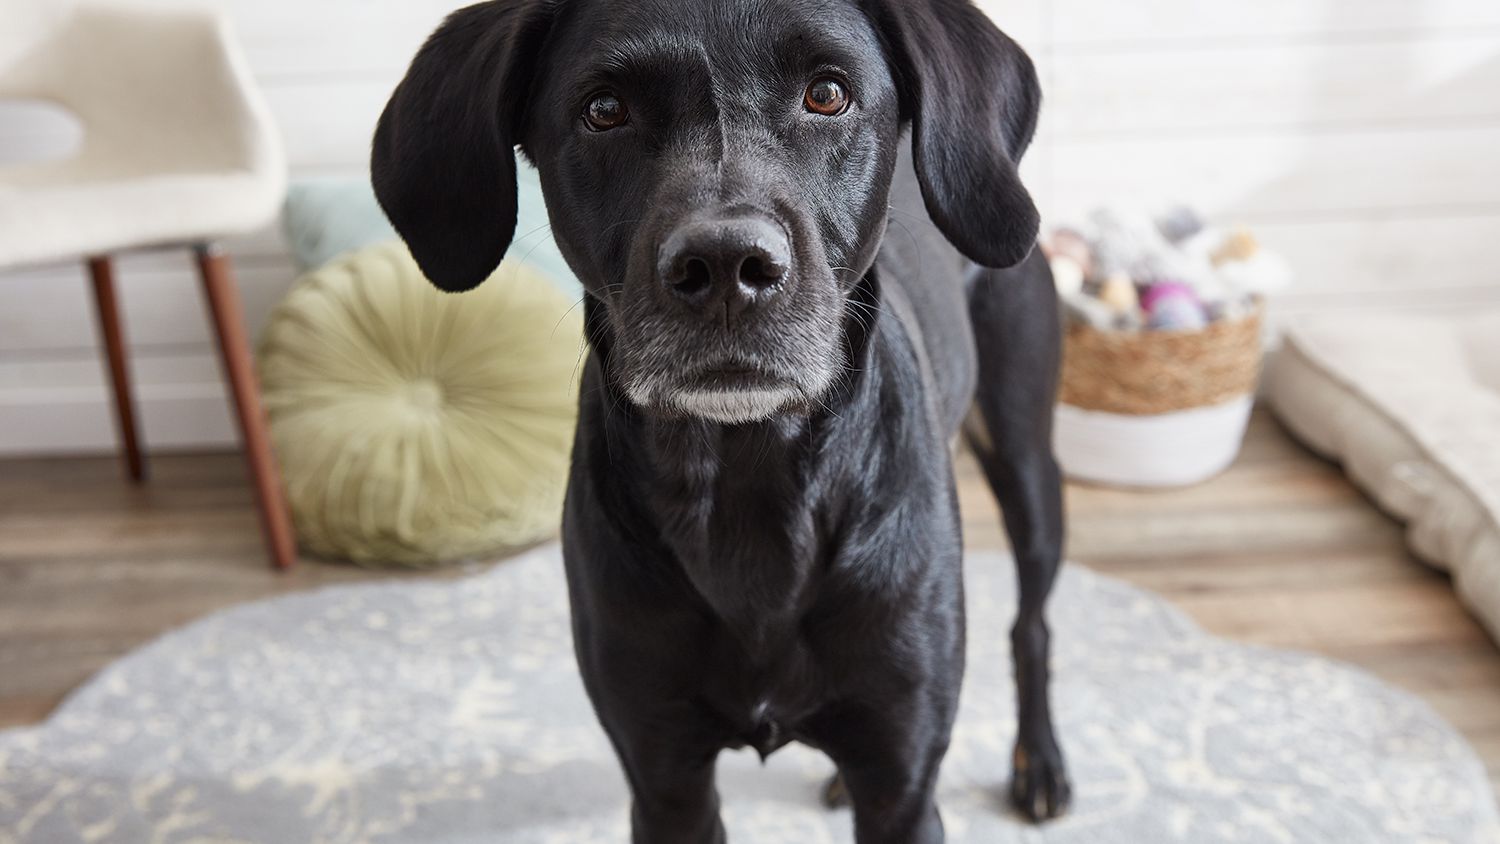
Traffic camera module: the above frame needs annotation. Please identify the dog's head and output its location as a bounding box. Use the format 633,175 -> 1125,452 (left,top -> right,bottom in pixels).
373,0 -> 1040,424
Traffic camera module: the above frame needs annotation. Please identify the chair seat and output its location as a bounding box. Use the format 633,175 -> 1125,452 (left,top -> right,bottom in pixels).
0,4 -> 285,269
0,169 -> 282,268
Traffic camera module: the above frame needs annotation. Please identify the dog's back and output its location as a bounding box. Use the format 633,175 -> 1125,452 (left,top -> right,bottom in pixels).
878,142 -> 980,436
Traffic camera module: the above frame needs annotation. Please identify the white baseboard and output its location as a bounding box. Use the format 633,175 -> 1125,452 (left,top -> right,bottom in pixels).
0,379 -> 238,457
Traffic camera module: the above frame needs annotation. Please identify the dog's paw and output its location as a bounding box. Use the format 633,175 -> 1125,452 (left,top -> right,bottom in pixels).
1008,742 -> 1071,822
821,772 -> 851,809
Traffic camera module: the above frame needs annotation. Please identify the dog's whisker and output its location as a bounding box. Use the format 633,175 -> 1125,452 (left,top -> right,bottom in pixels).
553,296 -> 589,339
569,339 -> 590,392
885,215 -> 925,278
513,221 -> 554,243
597,217 -> 645,239
804,388 -> 844,423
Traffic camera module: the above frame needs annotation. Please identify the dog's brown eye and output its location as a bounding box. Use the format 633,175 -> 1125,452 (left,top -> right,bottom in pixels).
584,92 -> 628,131
804,77 -> 850,116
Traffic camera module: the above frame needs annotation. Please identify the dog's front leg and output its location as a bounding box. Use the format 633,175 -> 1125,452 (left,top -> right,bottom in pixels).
811,702 -> 952,844
842,764 -> 945,844
601,709 -> 726,844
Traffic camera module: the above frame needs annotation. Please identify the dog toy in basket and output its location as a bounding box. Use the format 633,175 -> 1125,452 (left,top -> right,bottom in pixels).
1044,207 -> 1292,488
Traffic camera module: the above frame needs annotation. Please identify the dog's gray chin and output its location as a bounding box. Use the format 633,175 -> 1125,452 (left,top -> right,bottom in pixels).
666,386 -> 802,424
625,367 -> 836,425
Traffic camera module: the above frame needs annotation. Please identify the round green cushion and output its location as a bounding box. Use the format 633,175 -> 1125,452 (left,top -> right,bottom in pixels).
258,241 -> 583,567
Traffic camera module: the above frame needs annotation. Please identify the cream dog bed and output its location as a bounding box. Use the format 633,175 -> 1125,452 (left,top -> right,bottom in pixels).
1266,312 -> 1500,642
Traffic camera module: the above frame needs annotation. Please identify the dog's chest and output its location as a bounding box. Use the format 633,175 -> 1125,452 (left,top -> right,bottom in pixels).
667,487 -> 817,647
647,424 -> 827,654
660,479 -> 830,753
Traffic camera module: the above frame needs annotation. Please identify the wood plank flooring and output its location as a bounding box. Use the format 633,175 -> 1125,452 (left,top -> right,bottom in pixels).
2,408 -> 1497,799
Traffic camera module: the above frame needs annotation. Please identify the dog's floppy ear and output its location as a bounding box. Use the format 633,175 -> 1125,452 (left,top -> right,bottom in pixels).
864,0 -> 1042,268
371,1 -> 552,292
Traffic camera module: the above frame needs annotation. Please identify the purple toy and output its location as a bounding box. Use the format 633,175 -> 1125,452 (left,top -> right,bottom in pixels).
1142,282 -> 1207,331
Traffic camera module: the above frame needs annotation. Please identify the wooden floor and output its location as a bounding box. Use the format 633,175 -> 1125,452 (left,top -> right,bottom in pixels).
2,408 -> 1497,799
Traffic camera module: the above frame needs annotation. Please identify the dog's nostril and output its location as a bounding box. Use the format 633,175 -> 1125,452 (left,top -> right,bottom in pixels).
739,255 -> 785,290
659,219 -> 791,308
672,257 -> 713,298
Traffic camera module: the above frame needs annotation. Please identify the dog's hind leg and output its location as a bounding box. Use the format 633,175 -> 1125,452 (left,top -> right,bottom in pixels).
964,248 -> 1072,821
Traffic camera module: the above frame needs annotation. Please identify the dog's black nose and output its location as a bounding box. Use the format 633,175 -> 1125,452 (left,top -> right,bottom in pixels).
658,217 -> 790,316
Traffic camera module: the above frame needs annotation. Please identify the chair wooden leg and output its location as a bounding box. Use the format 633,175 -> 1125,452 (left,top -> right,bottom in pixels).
87,256 -> 147,483
194,244 -> 297,570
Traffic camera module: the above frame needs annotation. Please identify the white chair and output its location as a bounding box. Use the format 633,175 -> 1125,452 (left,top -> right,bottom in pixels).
0,3 -> 296,568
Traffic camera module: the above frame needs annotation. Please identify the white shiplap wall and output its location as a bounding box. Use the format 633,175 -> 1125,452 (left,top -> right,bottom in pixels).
2,0 -> 1498,455
1023,0 -> 1500,324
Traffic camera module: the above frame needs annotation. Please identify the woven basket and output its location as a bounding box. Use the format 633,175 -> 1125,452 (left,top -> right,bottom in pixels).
1061,306 -> 1264,416
1055,305 -> 1264,488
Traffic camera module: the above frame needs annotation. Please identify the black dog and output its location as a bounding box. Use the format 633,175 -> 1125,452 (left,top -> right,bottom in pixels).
373,0 -> 1068,840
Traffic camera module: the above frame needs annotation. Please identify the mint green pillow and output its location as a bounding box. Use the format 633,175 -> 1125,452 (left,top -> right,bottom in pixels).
282,164 -> 582,299
282,179 -> 395,272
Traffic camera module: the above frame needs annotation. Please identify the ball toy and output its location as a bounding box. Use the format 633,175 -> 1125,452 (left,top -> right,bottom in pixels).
1212,228 -> 1260,265
1047,227 -> 1095,278
1064,294 -> 1128,331
1086,208 -> 1168,280
1154,205 -> 1206,244
1049,254 -> 1086,298
257,241 -> 585,568
1142,281 -> 1208,331
1098,272 -> 1140,314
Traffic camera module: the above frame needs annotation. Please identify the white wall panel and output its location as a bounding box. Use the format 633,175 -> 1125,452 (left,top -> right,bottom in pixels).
1254,215 -> 1500,297
1050,127 -> 1500,219
1049,0 -> 1500,47
2,0 -> 1500,454
1049,35 -> 1500,135
262,78 -> 395,172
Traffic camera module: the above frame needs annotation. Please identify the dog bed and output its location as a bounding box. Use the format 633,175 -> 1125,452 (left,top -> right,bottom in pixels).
1265,311 -> 1500,642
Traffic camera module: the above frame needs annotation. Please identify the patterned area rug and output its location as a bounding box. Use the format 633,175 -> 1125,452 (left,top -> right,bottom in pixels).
1,546 -> 1496,843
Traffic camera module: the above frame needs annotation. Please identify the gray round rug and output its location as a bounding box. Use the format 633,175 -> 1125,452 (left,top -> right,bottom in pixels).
0,546 -> 1495,843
